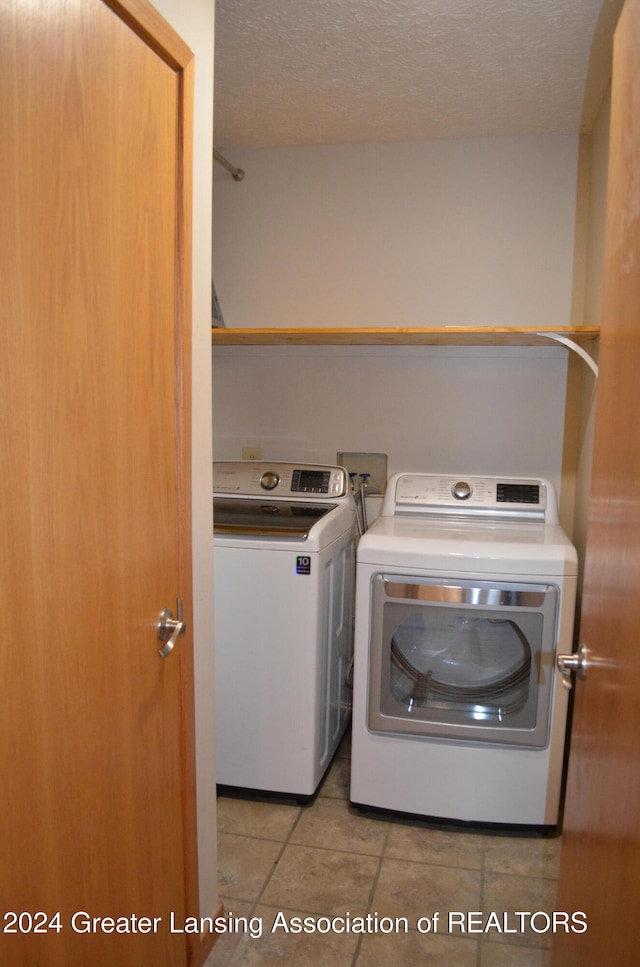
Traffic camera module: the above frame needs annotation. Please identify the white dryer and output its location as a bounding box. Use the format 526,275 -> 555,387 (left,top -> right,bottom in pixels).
350,473 -> 577,828
213,461 -> 356,798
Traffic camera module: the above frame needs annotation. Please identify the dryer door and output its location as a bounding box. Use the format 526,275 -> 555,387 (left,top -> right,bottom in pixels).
368,576 -> 558,747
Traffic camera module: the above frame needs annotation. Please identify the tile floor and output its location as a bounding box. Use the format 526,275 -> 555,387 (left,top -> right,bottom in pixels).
205,732 -> 560,966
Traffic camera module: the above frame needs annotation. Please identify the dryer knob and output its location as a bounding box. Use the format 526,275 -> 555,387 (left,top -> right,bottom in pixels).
452,480 -> 472,500
260,470 -> 280,491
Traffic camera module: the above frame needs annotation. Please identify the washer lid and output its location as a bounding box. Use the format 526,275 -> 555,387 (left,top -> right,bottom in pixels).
213,496 -> 335,539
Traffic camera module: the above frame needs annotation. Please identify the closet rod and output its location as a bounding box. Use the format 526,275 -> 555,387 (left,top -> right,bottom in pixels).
213,149 -> 245,181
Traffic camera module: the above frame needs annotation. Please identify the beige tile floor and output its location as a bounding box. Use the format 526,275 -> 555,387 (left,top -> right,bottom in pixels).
205,732 -> 560,967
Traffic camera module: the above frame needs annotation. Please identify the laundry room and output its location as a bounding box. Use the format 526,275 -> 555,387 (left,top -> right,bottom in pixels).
8,1 -> 637,965
207,2 -> 621,965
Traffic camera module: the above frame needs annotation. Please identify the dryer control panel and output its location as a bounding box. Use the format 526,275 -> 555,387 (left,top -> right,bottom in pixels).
213,461 -> 349,499
385,474 -> 557,523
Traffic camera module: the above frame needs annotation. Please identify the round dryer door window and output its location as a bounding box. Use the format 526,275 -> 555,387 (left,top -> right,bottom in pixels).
368,576 -> 559,747
390,613 -> 531,714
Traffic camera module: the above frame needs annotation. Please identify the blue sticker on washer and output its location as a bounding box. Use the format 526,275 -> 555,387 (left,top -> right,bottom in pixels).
296,555 -> 311,575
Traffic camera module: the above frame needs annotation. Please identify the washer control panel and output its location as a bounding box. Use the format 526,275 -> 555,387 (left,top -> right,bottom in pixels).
387,474 -> 554,521
213,461 -> 349,498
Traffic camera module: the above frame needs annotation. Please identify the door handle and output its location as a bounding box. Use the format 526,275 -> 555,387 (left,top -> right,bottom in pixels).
556,644 -> 588,689
157,600 -> 187,658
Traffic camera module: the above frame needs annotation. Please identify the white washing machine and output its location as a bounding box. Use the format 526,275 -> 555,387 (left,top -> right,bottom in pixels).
350,472 -> 578,828
213,461 -> 356,798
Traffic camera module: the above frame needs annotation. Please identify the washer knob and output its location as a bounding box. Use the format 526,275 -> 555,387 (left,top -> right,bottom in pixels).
260,470 -> 280,491
452,480 -> 472,500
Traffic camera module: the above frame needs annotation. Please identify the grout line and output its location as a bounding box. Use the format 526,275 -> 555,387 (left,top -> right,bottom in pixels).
249,803 -> 305,915
349,818 -> 392,966
476,835 -> 487,967
215,815 -> 304,965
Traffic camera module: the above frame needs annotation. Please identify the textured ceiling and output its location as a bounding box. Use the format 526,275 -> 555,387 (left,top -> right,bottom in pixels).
214,0 -> 624,149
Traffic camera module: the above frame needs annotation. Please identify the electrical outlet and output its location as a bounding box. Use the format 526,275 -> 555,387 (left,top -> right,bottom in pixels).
242,447 -> 262,461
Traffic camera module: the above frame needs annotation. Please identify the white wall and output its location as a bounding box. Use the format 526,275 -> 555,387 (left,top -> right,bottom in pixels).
153,0 -> 217,924
213,136 -> 579,330
212,135 -> 580,510
212,343 -> 567,496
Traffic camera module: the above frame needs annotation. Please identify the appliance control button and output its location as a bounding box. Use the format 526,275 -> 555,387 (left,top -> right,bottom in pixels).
452,480 -> 472,500
260,470 -> 280,490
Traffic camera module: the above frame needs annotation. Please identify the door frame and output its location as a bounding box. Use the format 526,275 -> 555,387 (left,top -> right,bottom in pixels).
112,0 -> 201,955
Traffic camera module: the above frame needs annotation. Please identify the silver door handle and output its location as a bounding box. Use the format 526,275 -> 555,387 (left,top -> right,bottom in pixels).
556,644 -> 588,689
157,601 -> 187,658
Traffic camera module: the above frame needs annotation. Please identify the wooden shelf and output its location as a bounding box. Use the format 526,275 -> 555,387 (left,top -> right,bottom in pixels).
211,326 -> 600,347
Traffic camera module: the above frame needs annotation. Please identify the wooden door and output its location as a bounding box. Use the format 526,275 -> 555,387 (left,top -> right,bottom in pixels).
0,2 -> 198,965
552,0 -> 640,962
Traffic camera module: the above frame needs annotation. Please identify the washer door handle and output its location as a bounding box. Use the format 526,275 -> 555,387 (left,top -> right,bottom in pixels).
157,600 -> 187,658
557,644 -> 588,689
